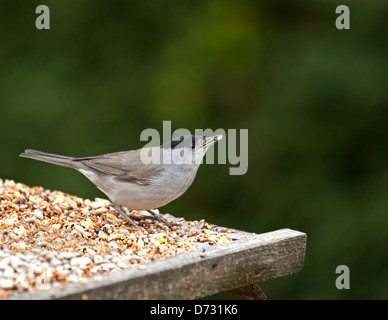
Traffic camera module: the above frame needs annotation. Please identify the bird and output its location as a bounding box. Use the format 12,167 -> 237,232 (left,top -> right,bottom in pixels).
20,135 -> 222,231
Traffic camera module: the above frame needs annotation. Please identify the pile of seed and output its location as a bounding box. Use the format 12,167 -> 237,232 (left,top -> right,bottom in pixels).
0,179 -> 235,298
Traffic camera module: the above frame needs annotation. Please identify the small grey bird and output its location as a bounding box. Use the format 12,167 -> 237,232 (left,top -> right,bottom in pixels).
20,135 -> 222,231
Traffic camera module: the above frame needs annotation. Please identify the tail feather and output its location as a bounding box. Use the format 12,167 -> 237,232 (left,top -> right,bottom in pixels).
20,149 -> 77,169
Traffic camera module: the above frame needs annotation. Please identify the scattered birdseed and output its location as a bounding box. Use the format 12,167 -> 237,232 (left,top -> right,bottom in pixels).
0,179 -> 237,298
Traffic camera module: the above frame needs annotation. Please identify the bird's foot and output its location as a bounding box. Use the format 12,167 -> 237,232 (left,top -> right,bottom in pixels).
112,203 -> 147,233
146,210 -> 181,228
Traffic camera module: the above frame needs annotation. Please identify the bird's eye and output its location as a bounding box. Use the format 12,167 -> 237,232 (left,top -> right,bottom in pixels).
190,142 -> 196,149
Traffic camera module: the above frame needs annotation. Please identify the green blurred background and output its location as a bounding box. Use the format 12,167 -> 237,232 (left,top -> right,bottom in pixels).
1,0 -> 388,299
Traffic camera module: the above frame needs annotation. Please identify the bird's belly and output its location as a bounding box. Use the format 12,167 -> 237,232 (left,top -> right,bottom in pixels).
79,168 -> 195,210
110,182 -> 183,210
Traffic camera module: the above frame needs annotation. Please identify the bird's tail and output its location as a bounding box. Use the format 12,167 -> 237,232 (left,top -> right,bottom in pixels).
20,149 -> 77,169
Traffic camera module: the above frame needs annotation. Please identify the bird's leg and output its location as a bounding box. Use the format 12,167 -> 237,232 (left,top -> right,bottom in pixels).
112,202 -> 147,232
146,210 -> 180,227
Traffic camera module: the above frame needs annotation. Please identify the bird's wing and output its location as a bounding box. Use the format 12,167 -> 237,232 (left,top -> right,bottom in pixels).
74,149 -> 164,186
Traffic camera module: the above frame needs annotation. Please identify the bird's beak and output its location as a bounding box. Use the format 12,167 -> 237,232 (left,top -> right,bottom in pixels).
203,135 -> 223,149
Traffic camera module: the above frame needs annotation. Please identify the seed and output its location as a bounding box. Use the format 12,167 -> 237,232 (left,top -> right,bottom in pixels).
58,202 -> 70,210
137,238 -> 144,248
52,197 -> 63,205
152,240 -> 161,247
70,256 -> 91,267
67,199 -> 77,209
33,209 -> 44,220
16,225 -> 26,236
3,267 -> 14,278
74,225 -> 84,234
86,248 -> 96,256
100,263 -> 116,271
82,218 -> 93,229
52,224 -> 61,230
50,258 -> 62,267
208,235 -> 217,242
94,207 -> 108,214
119,229 -> 129,236
108,241 -> 119,249
94,255 -> 104,264
0,279 -> 14,289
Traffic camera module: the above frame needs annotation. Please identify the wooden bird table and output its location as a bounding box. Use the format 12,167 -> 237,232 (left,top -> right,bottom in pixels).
9,227 -> 306,300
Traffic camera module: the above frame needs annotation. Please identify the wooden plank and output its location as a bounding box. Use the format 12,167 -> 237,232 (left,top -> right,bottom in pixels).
9,228 -> 306,300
